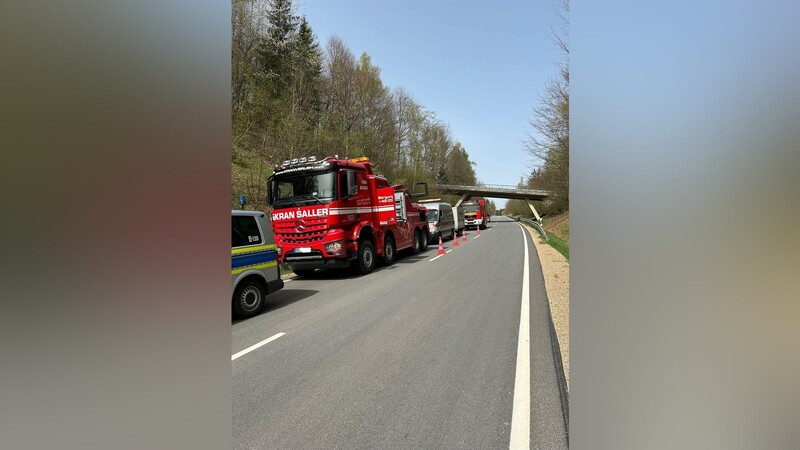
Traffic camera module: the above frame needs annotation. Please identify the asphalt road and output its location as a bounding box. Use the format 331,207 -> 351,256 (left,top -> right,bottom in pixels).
232,216 -> 568,449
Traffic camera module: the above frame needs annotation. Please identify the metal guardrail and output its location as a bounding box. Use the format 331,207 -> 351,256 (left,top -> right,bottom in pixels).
514,216 -> 548,242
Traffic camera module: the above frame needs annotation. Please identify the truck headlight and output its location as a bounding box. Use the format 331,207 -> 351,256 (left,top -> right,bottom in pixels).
324,240 -> 344,254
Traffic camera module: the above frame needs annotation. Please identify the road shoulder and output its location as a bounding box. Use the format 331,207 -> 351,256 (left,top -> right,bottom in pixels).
523,225 -> 569,390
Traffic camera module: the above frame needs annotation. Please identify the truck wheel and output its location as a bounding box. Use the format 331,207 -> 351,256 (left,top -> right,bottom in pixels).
382,235 -> 396,265
421,232 -> 429,251
232,279 -> 265,319
354,239 -> 375,275
411,230 -> 421,254
293,269 -> 315,277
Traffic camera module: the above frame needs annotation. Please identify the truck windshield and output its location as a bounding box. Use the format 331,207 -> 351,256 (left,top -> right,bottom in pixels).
464,204 -> 480,212
426,210 -> 439,222
272,171 -> 336,207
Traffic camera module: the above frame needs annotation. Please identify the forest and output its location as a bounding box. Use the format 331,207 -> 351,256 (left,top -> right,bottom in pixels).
232,0 -> 567,219
232,0 -> 479,211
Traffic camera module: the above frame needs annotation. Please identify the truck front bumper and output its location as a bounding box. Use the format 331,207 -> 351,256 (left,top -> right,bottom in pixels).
282,250 -> 356,270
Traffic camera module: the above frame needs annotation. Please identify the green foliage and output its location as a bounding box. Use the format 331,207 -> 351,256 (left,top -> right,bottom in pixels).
231,0 -> 478,208
544,232 -> 569,260
523,0 -> 569,215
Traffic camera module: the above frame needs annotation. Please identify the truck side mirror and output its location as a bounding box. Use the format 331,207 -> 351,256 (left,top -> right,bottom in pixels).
348,184 -> 358,196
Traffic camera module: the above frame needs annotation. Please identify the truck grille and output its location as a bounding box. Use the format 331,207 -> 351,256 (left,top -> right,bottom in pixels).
275,217 -> 328,244
279,231 -> 326,244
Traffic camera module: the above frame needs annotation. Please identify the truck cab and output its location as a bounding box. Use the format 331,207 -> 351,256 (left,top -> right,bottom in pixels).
463,199 -> 489,230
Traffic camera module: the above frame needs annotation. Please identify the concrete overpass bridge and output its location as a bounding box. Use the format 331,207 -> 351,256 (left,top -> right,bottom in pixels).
433,184 -> 553,222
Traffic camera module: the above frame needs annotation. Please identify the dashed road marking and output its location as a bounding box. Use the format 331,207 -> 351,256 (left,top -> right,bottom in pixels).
232,332 -> 286,361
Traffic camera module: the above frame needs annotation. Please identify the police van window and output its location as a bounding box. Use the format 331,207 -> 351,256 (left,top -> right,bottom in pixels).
232,216 -> 262,247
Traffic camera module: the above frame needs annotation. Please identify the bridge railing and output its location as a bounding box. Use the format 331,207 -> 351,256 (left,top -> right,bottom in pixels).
436,184 -> 551,196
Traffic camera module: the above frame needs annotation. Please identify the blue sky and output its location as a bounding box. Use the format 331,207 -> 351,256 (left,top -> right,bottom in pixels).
298,0 -> 563,207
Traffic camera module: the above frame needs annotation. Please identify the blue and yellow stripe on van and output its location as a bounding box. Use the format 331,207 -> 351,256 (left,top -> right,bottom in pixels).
231,244 -> 278,275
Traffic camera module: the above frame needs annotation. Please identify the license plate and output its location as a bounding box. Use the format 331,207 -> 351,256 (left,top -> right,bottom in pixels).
295,247 -> 312,253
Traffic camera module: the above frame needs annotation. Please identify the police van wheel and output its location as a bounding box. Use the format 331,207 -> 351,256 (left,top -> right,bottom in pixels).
382,235 -> 396,265
233,279 -> 265,319
355,239 -> 375,275
293,269 -> 315,277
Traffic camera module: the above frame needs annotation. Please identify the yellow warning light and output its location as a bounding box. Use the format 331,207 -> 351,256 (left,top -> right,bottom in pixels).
349,157 -> 370,163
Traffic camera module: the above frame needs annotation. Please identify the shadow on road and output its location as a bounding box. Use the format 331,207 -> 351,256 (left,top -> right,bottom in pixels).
232,288 -> 318,324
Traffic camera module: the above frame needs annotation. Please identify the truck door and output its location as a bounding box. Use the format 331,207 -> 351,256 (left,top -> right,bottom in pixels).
376,187 -> 397,226
338,169 -> 370,226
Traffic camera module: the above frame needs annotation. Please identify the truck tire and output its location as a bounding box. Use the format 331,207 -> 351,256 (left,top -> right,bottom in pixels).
382,235 -> 396,266
354,239 -> 376,275
411,230 -> 422,254
293,269 -> 315,277
421,232 -> 429,251
232,278 -> 265,319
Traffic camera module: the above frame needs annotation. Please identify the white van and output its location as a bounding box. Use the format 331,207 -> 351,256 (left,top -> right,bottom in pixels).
232,210 -> 284,319
426,202 -> 456,244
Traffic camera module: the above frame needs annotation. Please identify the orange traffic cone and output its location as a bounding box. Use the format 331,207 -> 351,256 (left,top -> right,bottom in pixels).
476,224 -> 481,235
462,229 -> 468,242
453,233 -> 460,246
437,235 -> 446,255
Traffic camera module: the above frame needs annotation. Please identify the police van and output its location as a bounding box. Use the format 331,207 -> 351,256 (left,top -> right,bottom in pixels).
232,210 -> 284,319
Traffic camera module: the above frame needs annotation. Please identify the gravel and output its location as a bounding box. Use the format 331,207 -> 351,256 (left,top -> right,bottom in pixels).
525,225 -> 570,390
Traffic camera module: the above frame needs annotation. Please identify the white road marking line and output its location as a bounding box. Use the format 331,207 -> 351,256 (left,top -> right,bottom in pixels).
231,332 -> 286,361
446,250 -> 452,253
474,234 -> 482,239
509,223 -> 531,449
429,254 -> 444,262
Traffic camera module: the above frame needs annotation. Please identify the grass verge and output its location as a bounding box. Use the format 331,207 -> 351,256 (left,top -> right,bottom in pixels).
544,232 -> 569,260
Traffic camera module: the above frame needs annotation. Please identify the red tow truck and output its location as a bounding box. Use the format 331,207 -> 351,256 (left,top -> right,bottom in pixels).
463,199 -> 490,230
267,156 -> 430,277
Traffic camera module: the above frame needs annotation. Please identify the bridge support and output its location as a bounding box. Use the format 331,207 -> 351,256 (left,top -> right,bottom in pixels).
453,193 -> 470,209
526,199 -> 543,223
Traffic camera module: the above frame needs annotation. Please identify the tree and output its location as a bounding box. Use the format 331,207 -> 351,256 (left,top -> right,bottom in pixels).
524,0 -> 569,213
231,7 -> 479,208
